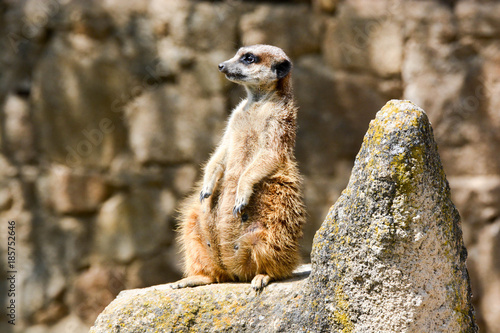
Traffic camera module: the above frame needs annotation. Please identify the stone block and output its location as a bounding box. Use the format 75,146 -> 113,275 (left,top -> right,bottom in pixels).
32,33 -> 131,168
153,1 -> 240,52
294,56 -> 398,175
368,19 -> 403,78
93,188 -> 175,263
0,155 -> 18,179
456,2 -> 500,38
48,315 -> 89,333
449,176 -> 500,229
58,216 -> 93,270
323,3 -> 403,77
404,1 -> 457,43
48,166 -> 109,214
156,37 -> 195,77
20,258 -> 68,326
69,266 -> 127,325
241,5 -> 322,59
481,43 -> 500,129
472,222 -> 500,333
125,84 -> 226,165
2,93 -> 36,163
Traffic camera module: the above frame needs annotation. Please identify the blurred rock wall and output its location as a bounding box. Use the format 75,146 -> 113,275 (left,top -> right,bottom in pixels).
0,0 -> 498,332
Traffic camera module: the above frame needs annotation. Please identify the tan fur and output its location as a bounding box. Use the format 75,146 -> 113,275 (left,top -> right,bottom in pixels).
173,45 -> 306,290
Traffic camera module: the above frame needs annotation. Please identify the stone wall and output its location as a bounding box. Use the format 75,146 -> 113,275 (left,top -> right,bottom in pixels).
0,0 -> 498,332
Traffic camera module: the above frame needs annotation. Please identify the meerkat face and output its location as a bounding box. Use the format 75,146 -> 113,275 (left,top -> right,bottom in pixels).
218,45 -> 292,87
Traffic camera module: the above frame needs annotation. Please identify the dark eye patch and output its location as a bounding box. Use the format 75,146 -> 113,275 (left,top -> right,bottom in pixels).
240,53 -> 259,65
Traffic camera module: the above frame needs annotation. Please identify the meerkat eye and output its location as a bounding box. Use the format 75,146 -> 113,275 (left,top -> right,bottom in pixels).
241,53 -> 258,65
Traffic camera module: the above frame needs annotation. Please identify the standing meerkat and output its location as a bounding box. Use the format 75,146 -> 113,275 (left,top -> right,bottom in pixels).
172,45 -> 306,291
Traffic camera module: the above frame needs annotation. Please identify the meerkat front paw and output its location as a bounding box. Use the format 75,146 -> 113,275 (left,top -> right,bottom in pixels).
200,180 -> 216,202
233,185 -> 252,215
200,186 -> 212,202
251,274 -> 271,291
233,194 -> 249,216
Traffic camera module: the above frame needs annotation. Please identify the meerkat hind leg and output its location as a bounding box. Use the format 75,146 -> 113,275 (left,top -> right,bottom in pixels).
170,275 -> 215,289
251,274 -> 271,291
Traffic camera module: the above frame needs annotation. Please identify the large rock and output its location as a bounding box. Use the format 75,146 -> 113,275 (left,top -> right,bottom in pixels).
284,100 -> 477,332
90,100 -> 477,333
90,266 -> 311,333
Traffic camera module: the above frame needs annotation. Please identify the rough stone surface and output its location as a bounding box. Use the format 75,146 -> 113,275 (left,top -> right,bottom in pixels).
0,1 -> 498,332
125,85 -> 226,165
47,166 -> 109,214
94,189 -> 174,264
2,93 -> 36,163
91,266 -> 311,333
284,100 -> 477,332
240,5 -> 322,59
90,100 -> 476,333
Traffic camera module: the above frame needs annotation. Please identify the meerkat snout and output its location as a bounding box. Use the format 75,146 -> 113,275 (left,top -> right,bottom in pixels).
218,59 -> 245,82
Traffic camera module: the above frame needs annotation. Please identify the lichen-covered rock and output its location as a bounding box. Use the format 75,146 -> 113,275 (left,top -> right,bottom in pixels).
90,100 -> 477,333
90,266 -> 311,333
283,99 -> 477,332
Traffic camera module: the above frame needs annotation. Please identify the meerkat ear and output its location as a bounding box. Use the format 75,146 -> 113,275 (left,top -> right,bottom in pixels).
273,60 -> 292,79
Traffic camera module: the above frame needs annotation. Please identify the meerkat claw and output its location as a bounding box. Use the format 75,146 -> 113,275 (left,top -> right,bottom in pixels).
232,205 -> 241,216
233,199 -> 247,216
200,189 -> 211,202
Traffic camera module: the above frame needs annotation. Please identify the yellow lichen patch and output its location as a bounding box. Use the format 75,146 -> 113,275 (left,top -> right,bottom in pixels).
333,284 -> 354,333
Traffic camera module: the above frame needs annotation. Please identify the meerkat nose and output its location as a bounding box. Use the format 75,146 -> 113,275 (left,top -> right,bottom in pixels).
218,63 -> 226,72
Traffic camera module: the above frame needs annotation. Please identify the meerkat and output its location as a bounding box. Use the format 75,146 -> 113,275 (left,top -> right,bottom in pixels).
172,44 -> 306,291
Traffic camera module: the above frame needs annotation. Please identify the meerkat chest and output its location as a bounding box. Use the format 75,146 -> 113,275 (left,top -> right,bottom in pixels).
227,106 -> 270,159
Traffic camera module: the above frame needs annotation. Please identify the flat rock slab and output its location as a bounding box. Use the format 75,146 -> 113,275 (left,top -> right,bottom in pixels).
90,265 -> 311,333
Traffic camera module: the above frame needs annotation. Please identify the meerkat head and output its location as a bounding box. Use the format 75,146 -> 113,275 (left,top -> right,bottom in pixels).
218,44 -> 292,98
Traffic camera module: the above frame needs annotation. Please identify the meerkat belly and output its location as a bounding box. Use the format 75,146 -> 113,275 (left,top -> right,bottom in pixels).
226,128 -> 260,172
218,167 -> 301,281
216,130 -> 260,210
